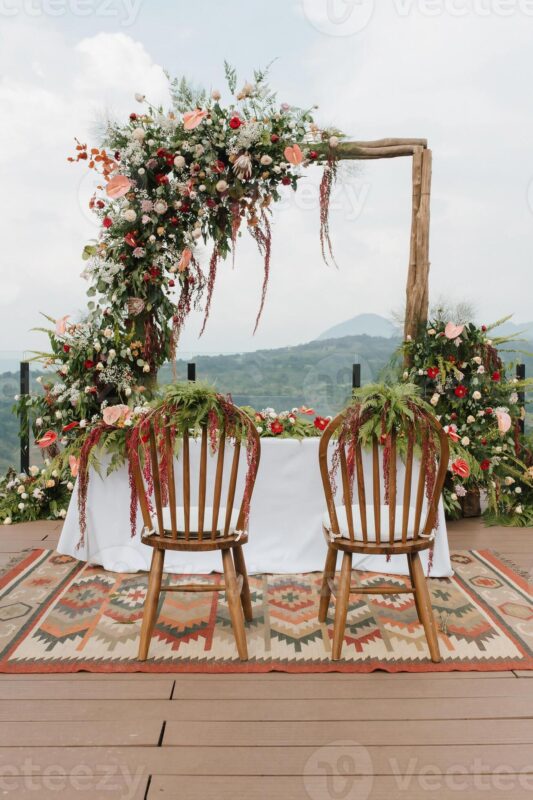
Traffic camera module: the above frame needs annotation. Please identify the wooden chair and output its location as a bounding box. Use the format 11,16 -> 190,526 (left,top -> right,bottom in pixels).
318,407 -> 449,663
130,409 -> 260,661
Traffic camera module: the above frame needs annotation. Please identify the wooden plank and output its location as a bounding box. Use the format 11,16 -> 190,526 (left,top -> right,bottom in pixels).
0,778 -> 147,799
0,680 -> 173,701
0,670 -> 516,681
2,744 -> 532,775
148,775 -> 533,800
0,720 -> 162,747
2,696 -> 532,722
515,671 -> 533,678
169,677 -> 529,700
164,717 -> 533,747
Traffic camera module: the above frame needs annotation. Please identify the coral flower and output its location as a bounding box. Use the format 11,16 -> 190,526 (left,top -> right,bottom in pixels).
284,144 -> 304,165
55,315 -> 70,335
183,109 -> 208,130
178,248 -> 192,272
69,455 -> 80,478
37,430 -> 58,449
451,458 -> 470,479
106,174 -> 132,199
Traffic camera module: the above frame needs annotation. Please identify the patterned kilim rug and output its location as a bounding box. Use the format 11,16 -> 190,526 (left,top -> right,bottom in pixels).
0,549 -> 531,673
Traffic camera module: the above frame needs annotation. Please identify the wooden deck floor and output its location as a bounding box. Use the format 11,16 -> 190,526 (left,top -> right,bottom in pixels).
0,520 -> 531,799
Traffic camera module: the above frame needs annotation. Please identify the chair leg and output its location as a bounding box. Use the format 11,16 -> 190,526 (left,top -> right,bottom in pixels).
407,553 -> 422,623
318,544 -> 338,623
410,550 -> 441,663
232,544 -> 253,622
331,551 -> 352,661
222,548 -> 248,660
138,547 -> 165,661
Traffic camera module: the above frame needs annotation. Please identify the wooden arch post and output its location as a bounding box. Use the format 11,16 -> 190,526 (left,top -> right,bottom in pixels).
330,138 -> 432,342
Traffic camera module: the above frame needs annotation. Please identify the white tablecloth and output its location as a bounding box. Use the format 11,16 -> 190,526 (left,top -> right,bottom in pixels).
58,439 -> 452,577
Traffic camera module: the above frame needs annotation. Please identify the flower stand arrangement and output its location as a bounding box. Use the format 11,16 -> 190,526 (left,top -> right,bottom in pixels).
402,317 -> 533,525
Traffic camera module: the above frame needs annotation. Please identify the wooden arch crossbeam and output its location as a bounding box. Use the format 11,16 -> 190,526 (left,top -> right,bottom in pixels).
330,138 -> 432,342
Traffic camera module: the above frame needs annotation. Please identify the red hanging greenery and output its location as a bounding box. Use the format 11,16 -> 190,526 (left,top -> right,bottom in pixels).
199,246 -> 220,337
319,150 -> 339,268
249,210 -> 272,335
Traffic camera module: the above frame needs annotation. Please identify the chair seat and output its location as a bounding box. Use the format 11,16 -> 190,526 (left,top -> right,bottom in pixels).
151,506 -> 242,537
323,504 -> 432,542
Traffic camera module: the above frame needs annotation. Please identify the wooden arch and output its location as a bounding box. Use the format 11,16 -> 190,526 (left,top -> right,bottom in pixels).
329,138 -> 432,341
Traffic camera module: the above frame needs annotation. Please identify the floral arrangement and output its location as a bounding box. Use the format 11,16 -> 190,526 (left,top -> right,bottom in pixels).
402,317 -> 533,525
242,405 -> 330,438
0,463 -> 74,525
70,61 -> 341,383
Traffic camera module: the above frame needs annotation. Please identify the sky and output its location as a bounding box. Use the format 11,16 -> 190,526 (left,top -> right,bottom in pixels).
1,0 -> 532,358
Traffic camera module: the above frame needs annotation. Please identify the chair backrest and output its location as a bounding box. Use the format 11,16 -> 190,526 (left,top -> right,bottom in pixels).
319,404 -> 449,546
130,405 -> 260,542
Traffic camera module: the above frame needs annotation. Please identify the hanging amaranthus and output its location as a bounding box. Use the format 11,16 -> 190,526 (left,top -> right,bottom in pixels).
249,210 -> 272,334
319,150 -> 339,268
199,246 -> 220,337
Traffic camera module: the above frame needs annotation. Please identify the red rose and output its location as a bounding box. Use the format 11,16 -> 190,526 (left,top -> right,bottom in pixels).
156,174 -> 169,185
143,273 -> 151,282
281,176 -> 291,185
427,367 -> 439,379
206,198 -> 217,208
481,437 -> 487,445
485,407 -> 493,415
314,416 -> 329,432
168,279 -> 175,287
270,134 -> 279,143
451,458 -> 470,478
62,421 -> 79,432
96,200 -> 105,209
229,116 -> 242,129
129,113 -> 137,120
84,359 -> 95,369
491,371 -> 501,381
309,150 -> 319,159
480,459 -> 491,471
212,160 -> 226,173
270,420 -> 283,435
454,385 -> 468,398
156,147 -> 167,158
150,267 -> 160,278
102,217 -> 113,228
481,325 -> 487,332
447,355 -> 456,363
450,412 -> 457,420
63,344 -> 70,353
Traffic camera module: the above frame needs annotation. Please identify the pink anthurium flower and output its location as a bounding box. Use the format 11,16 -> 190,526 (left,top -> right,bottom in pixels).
284,144 -> 304,166
37,430 -> 58,449
178,248 -> 192,272
55,315 -> 70,335
102,405 -> 131,427
444,322 -> 464,340
69,455 -> 80,478
183,109 -> 208,130
106,175 -> 132,199
496,410 -> 512,434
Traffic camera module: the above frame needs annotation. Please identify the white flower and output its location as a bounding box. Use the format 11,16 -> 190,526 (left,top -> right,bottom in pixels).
173,155 -> 186,169
58,509 -> 67,519
260,154 -> 273,166
430,393 -> 440,407
428,328 -> 436,335
143,364 -> 150,373
134,92 -> 146,103
67,482 -> 74,491
94,341 -> 102,352
131,127 -> 145,142
515,487 -> 522,494
3,517 -> 12,526
256,426 -> 263,433
108,349 -> 116,359
402,371 -> 409,380
473,356 -> 482,365
96,363 -> 104,371
17,485 -> 25,495
35,417 -> 43,427
29,465 -> 40,476
55,410 -> 63,420
515,505 -> 523,514
79,419 -> 87,428
509,392 -> 518,405
18,503 -> 25,511
472,391 -> 482,400
21,492 -> 28,500
461,436 -> 470,446
466,415 -> 475,424
477,365 -> 485,374
103,328 -> 113,339
36,376 -> 43,384
122,209 -> 136,222
450,493 -> 458,501
216,180 -> 228,193
154,200 -> 168,215
329,135 -> 339,148
504,476 -> 515,486
124,387 -> 132,397
211,89 -> 221,101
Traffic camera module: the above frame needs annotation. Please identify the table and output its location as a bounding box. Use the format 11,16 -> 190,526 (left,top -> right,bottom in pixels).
58,439 -> 452,577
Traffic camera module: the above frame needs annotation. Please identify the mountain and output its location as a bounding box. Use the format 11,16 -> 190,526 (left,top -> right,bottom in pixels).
318,313 -> 400,340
